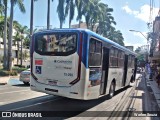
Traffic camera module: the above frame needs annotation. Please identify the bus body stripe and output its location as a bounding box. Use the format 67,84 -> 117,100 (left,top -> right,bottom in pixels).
81,32 -> 88,68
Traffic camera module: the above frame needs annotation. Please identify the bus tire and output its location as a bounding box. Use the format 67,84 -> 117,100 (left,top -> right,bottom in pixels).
23,82 -> 30,85
109,82 -> 115,98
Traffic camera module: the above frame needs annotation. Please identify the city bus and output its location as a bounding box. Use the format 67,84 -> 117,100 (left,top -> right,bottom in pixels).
30,29 -> 137,100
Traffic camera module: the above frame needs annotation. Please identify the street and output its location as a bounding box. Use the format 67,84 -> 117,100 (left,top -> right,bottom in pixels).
0,73 -> 160,120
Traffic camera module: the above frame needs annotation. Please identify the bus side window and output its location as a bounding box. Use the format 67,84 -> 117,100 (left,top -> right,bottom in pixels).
89,38 -> 102,67
128,55 -> 132,68
112,48 -> 118,67
109,48 -> 114,67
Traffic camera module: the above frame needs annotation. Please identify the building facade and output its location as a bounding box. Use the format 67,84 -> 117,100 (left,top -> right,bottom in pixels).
150,16 -> 160,65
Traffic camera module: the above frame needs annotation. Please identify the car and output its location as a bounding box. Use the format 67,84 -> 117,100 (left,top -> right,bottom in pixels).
19,68 -> 30,85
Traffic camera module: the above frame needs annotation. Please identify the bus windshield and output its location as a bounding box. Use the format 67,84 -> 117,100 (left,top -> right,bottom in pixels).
35,33 -> 77,55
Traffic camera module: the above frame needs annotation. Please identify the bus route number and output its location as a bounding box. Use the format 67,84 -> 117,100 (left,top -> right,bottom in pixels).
64,73 -> 73,77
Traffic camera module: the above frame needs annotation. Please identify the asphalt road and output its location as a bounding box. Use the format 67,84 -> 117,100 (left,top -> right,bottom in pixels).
0,73 -> 159,120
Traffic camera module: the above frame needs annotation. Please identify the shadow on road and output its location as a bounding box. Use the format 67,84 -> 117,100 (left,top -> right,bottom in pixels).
12,84 -> 30,87
0,85 -> 133,119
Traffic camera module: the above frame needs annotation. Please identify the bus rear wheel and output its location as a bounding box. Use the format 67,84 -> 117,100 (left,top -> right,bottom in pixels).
109,82 -> 115,98
23,82 -> 30,85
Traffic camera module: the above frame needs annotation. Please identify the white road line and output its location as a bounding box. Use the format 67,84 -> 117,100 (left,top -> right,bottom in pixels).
0,89 -> 30,95
7,97 -> 61,111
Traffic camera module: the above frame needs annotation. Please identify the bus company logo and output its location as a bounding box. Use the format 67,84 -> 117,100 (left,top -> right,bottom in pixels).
54,60 -> 72,64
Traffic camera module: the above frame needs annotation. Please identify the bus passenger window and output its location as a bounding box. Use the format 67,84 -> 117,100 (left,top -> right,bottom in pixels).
89,38 -> 102,67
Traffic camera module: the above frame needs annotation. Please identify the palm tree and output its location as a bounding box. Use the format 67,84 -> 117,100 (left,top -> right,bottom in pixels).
23,28 -> 37,49
96,6 -> 116,35
30,0 -> 38,42
8,0 -> 25,71
57,0 -> 65,28
13,31 -> 21,65
65,0 -> 75,28
47,0 -> 53,29
75,0 -> 83,27
106,26 -> 124,46
3,0 -> 8,69
14,21 -> 28,66
0,1 -> 4,15
0,0 -> 8,70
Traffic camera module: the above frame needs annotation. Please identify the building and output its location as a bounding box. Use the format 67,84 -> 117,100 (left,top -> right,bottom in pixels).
150,16 -> 160,65
125,46 -> 134,51
0,29 -> 30,67
71,22 -> 98,33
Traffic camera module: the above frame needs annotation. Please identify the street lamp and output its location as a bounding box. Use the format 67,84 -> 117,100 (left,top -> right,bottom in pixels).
129,29 -> 149,62
129,30 -> 148,40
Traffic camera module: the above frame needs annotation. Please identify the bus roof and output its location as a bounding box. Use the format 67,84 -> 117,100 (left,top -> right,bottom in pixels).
34,28 -> 137,56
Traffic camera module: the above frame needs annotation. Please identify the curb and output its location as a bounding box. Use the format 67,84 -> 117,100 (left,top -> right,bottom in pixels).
0,74 -> 20,85
0,76 -> 10,85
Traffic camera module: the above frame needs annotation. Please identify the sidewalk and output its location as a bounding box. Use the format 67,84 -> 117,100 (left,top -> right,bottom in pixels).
0,75 -> 19,85
145,72 -> 160,109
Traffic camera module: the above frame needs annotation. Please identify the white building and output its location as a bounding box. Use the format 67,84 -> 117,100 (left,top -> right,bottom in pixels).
0,29 -> 30,67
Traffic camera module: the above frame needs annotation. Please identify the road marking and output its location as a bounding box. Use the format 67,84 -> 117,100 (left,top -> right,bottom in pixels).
0,89 -> 30,95
7,97 -> 61,111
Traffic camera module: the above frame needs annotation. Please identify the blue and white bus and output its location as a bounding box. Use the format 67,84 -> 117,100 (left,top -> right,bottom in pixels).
30,29 -> 137,100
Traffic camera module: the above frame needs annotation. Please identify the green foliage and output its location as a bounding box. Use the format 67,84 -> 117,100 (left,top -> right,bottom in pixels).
0,66 -> 27,76
0,69 -> 18,76
0,55 -> 3,62
12,67 -> 26,73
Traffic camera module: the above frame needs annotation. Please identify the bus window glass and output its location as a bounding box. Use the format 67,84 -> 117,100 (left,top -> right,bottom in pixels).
128,55 -> 132,67
89,38 -> 102,67
96,41 -> 102,53
90,40 -> 96,53
35,33 -> 77,54
131,56 -> 135,67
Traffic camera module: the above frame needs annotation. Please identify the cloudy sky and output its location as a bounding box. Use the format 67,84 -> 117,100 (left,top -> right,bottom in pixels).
13,0 -> 160,50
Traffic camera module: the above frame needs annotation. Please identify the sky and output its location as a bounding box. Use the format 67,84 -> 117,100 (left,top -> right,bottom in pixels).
11,0 -> 160,50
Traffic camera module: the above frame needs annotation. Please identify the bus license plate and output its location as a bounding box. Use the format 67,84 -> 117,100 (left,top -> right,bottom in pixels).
48,81 -> 57,86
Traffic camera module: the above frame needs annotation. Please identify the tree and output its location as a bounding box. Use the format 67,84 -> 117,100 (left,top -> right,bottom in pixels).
13,31 -> 21,65
23,28 -> 37,49
75,0 -> 84,27
8,0 -> 25,71
1,0 -> 8,70
30,0 -> 38,42
65,0 -> 75,28
105,26 -> 124,46
57,0 -> 65,28
47,0 -> 53,29
13,21 -> 28,66
3,0 -> 8,69
0,1 -> 4,15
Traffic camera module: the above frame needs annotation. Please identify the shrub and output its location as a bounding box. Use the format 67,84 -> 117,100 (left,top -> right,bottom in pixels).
0,70 -> 18,76
14,65 -> 25,68
12,67 -> 27,73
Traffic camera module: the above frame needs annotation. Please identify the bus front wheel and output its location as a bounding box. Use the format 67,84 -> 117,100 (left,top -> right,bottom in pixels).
109,82 -> 115,98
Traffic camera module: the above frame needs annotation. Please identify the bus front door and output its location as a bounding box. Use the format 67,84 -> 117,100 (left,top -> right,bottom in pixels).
100,47 -> 109,95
